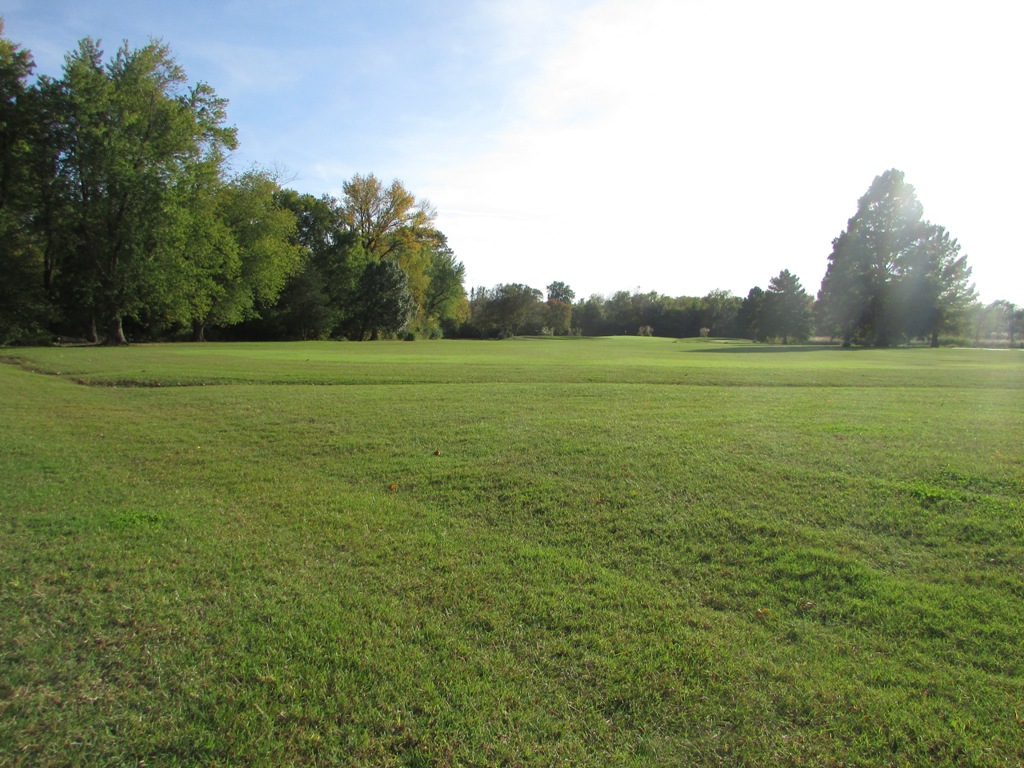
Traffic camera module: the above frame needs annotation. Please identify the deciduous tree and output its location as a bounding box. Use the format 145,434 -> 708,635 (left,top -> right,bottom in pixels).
50,38 -> 237,343
254,189 -> 346,339
991,300 -> 1022,346
186,170 -> 301,341
699,289 -> 740,337
546,281 -> 575,304
341,173 -> 435,259
572,295 -> 607,336
0,23 -> 50,342
423,235 -> 468,332
542,299 -> 573,335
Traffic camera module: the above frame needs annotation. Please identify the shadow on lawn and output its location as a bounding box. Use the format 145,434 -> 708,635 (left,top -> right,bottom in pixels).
689,344 -> 856,354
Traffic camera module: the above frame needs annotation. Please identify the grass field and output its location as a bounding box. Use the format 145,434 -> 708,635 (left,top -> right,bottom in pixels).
1,338 -> 1022,766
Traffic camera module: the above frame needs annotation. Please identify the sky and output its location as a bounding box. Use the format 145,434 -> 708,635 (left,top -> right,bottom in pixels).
4,0 -> 1022,304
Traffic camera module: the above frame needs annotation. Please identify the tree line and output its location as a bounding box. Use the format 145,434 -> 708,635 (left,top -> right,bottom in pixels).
0,26 -> 468,345
1,25 -> 1020,347
459,169 -> 1017,347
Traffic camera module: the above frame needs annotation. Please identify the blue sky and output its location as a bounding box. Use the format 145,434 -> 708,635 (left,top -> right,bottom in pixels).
5,0 -> 1022,305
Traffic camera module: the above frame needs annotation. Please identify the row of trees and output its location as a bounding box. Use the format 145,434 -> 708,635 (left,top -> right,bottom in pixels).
252,177 -> 468,342
0,25 -> 1017,347
457,278 -> 804,342
454,280 -> 1018,346
453,277 -> 807,342
0,26 -> 468,345
459,169 -> 1016,347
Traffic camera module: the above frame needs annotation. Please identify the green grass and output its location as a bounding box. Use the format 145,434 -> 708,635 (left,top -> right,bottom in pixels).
1,338 -> 1022,766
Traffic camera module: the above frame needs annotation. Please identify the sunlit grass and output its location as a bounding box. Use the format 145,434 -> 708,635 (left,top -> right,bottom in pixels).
3,337 -> 1019,387
1,338 -> 1022,765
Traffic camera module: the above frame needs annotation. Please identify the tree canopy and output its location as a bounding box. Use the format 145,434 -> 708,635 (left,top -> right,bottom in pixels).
816,170 -> 976,347
342,173 -> 435,260
50,38 -> 240,343
0,29 -> 470,344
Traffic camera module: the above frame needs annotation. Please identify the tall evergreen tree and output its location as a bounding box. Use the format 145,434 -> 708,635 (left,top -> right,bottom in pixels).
764,269 -> 812,344
894,225 -> 975,346
349,258 -> 415,340
817,169 -> 973,346
737,286 -> 767,341
817,170 -> 922,345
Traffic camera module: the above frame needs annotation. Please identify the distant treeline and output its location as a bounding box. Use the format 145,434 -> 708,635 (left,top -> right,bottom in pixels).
448,168 -> 1021,347
456,281 -> 1020,348
1,25 -> 1019,347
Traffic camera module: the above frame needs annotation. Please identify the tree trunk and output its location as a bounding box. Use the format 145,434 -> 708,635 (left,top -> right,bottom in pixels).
104,317 -> 128,346
192,319 -> 206,342
86,317 -> 98,345
930,330 -> 939,348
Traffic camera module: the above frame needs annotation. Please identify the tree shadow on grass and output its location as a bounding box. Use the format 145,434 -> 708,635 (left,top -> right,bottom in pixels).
689,344 -> 857,354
